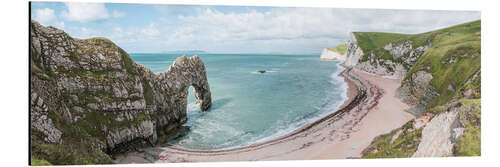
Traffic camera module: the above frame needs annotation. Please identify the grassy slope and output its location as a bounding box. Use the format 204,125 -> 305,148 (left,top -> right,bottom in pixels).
354,32 -> 411,53
357,20 -> 481,158
327,44 -> 347,55
31,156 -> 52,166
354,20 -> 480,108
362,120 -> 422,158
407,20 -> 481,108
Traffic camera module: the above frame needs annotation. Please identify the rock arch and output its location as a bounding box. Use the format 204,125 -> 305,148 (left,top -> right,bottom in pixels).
158,56 -> 212,111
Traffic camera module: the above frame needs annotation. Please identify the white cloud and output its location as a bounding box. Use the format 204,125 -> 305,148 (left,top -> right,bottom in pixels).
156,7 -> 480,53
153,5 -> 202,16
112,10 -> 125,18
34,8 -> 56,24
56,5 -> 480,54
140,23 -> 160,36
33,8 -> 65,29
61,2 -> 109,22
56,21 -> 65,29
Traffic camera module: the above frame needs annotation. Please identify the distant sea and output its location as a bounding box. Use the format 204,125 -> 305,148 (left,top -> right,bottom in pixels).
130,53 -> 347,150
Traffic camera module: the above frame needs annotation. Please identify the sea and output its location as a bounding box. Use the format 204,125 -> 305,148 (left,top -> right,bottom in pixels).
130,53 -> 347,150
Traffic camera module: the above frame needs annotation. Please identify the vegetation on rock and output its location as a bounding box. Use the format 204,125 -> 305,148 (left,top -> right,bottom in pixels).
362,120 -> 422,158
30,20 -> 212,165
356,20 -> 481,158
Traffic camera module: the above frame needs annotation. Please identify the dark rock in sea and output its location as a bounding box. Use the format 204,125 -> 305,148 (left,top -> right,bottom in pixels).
30,20 -> 211,164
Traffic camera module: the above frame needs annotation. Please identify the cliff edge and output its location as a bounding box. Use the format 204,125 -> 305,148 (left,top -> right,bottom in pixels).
30,20 -> 211,164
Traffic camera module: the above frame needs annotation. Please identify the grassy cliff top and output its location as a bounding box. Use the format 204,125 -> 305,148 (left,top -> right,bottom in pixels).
353,20 -> 481,109
407,20 -> 481,108
327,44 -> 347,55
352,32 -> 411,53
353,20 -> 480,55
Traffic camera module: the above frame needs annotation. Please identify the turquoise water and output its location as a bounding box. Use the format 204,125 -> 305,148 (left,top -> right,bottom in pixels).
130,53 -> 347,150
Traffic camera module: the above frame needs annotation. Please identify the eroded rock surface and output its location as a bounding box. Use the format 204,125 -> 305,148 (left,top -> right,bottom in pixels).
30,20 -> 211,164
412,105 -> 465,157
344,33 -> 364,67
344,36 -> 430,79
396,71 -> 438,106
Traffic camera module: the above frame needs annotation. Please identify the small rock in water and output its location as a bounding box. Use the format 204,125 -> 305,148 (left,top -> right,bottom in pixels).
256,70 -> 266,74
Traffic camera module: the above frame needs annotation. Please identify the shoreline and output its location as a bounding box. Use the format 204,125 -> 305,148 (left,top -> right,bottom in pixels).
114,65 -> 414,163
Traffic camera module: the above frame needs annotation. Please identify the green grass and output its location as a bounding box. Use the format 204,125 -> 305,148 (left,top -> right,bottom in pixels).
354,20 -> 481,109
428,99 -> 481,156
327,44 -> 347,55
364,98 -> 481,158
406,20 -> 481,108
119,47 -> 140,75
31,156 -> 52,166
362,120 -> 422,158
84,37 -> 116,46
353,32 -> 411,54
455,99 -> 481,156
353,32 -> 415,66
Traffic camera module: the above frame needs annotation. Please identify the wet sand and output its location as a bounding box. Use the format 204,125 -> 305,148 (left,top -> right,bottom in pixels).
114,67 -> 415,163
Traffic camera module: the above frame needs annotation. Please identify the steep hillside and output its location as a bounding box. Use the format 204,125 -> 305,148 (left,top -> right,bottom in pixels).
401,21 -> 481,109
346,20 -> 480,110
30,20 -> 212,165
346,20 -> 481,158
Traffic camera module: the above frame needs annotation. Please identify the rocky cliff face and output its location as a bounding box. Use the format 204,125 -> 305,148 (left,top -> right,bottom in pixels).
412,108 -> 461,157
30,20 -> 211,164
344,33 -> 430,79
320,48 -> 345,61
344,33 -> 363,67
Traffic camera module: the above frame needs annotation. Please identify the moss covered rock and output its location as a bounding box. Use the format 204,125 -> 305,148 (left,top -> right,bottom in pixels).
30,20 -> 212,165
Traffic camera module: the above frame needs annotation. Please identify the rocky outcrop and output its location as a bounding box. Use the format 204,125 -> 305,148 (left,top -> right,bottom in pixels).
344,33 -> 430,79
344,32 -> 436,114
411,99 -> 480,157
396,71 -> 438,107
344,33 -> 363,67
412,108 -> 462,157
354,55 -> 408,79
320,48 -> 345,61
383,41 -> 430,66
30,20 -> 211,164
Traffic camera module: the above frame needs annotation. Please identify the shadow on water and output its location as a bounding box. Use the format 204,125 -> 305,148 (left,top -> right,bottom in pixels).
161,98 -> 233,147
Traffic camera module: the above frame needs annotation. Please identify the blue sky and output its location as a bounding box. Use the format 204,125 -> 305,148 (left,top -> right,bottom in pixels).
31,2 -> 480,54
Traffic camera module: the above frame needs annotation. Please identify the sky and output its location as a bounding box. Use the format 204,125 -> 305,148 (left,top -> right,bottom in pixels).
30,2 -> 480,54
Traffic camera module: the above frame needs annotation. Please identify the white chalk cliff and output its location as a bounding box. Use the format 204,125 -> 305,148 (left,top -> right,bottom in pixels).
320,48 -> 345,61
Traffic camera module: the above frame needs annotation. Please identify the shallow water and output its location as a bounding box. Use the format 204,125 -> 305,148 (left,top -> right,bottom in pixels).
130,53 -> 347,150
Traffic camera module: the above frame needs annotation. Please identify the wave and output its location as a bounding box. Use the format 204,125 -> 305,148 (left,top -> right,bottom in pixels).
226,63 -> 349,150
174,62 -> 349,150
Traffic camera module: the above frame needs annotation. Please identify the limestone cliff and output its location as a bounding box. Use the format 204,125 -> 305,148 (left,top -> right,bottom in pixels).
344,32 -> 363,67
320,44 -> 346,61
344,32 -> 430,79
30,20 -> 211,164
